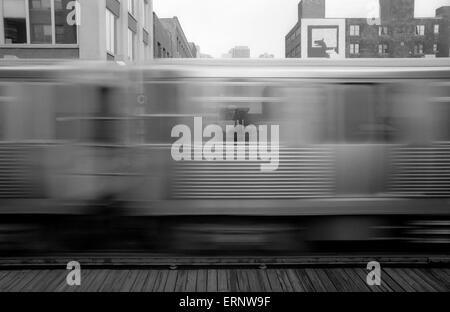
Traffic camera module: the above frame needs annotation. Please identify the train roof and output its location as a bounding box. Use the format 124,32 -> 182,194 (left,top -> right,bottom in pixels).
0,58 -> 450,80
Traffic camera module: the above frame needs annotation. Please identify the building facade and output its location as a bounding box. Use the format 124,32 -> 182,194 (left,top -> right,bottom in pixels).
156,16 -> 196,58
0,0 -> 153,61
286,0 -> 450,59
228,46 -> 250,58
153,12 -> 172,58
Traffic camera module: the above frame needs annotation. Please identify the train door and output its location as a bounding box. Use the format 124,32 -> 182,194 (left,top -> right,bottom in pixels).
333,83 -> 394,197
0,82 -> 55,201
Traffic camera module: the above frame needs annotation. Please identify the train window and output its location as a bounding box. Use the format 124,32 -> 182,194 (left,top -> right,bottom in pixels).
140,82 -> 182,143
83,87 -> 121,144
55,85 -> 81,141
434,102 -> 450,142
339,84 -> 396,143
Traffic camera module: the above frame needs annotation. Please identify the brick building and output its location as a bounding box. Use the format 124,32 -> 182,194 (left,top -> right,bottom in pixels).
156,16 -> 196,58
153,12 -> 172,58
0,0 -> 153,61
286,0 -> 450,59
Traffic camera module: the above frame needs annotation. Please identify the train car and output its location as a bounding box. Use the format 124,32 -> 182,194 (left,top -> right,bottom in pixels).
1,59 -> 450,253
0,61 -> 134,251
125,59 -> 450,252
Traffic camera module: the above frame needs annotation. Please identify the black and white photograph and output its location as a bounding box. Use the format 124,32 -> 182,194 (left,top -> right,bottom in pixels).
0,0 -> 450,303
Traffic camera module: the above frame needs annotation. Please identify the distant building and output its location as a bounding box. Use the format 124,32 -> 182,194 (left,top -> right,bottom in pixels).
285,0 -> 450,59
259,53 -> 275,58
153,12 -> 172,58
158,16 -> 196,58
228,46 -> 250,58
189,42 -> 198,58
195,45 -> 212,58
0,0 -> 153,61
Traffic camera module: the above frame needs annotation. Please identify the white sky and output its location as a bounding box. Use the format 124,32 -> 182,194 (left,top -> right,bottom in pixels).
153,0 -> 450,58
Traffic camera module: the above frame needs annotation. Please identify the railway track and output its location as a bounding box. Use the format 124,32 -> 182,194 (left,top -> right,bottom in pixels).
0,255 -> 450,292
1,253 -> 450,268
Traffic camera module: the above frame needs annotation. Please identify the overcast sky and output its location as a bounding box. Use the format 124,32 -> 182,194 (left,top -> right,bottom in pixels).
154,0 -> 450,58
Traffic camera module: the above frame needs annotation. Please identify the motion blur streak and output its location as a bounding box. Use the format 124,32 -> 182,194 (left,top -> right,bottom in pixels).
0,59 -> 449,255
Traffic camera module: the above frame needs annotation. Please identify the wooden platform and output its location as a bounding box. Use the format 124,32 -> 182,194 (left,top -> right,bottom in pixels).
1,267 -> 449,292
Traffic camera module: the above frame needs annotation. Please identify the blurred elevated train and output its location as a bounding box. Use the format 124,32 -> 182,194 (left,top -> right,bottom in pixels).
0,59 -> 449,254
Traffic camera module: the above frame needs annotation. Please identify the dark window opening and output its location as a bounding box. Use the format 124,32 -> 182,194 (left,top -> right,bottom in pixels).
4,18 -> 27,44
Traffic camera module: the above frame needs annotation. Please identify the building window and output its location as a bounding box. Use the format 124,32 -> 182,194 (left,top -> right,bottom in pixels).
3,0 -> 27,43
349,25 -> 360,36
350,43 -> 359,55
379,26 -> 388,36
54,0 -> 77,44
29,0 -> 52,44
433,43 -> 438,53
414,43 -> 424,54
378,43 -> 388,56
106,9 -> 116,55
3,0 -> 78,45
416,25 -> 425,36
434,24 -> 439,35
127,28 -> 135,61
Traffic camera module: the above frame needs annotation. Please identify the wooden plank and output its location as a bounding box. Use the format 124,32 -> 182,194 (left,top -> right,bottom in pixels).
32,270 -> 62,292
323,269 -> 357,292
383,268 -> 417,292
130,270 -> 149,292
1,270 -> 28,292
236,270 -> 250,292
399,269 -> 438,292
284,269 -> 304,292
342,268 -> 371,292
96,270 -> 118,292
9,270 -> 41,292
410,269 -> 447,292
0,271 -> 17,291
184,270 -> 197,292
20,270 -> 52,292
109,270 -> 130,292
303,269 -> 327,292
41,270 -> 67,292
153,270 -> 169,292
196,270 -> 207,292
246,270 -> 263,292
396,268 -> 433,292
75,269 -> 98,292
275,269 -> 294,292
6,270 -> 41,292
141,270 -> 159,292
265,269 -> 283,292
175,270 -> 188,292
207,269 -> 217,292
229,270 -> 238,292
164,270 -> 178,292
256,270 -> 272,292
0,271 -> 11,282
311,269 -> 337,292
296,269 -> 319,292
429,269 -> 450,290
86,269 -> 110,292
217,270 -> 229,292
